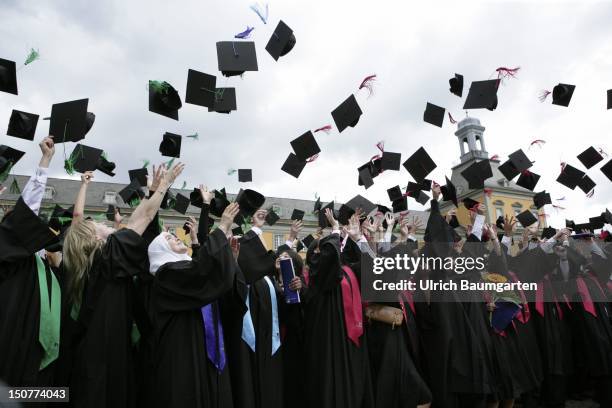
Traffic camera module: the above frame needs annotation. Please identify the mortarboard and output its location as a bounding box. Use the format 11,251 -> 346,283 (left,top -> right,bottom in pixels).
602,159 -> 612,182
129,168 -> 148,188
185,69 -> 217,109
551,83 -> 575,107
358,164 -> 374,189
313,196 -> 322,213
265,208 -> 280,226
290,131 -> 320,161
66,144 -> 102,174
345,194 -> 377,215
516,171 -> 540,191
118,180 -> 145,207
106,205 -> 116,222
541,227 -> 557,239
0,145 -> 25,175
392,196 -> 408,212
232,226 -> 244,236
461,160 -> 492,189
381,151 -> 401,171
97,154 -> 116,177
331,94 -> 362,133
265,20 -> 296,61
462,197 -> 480,211
190,188 -> 203,208
48,204 -> 74,233
318,201 -> 336,228
604,209 -> 612,225
441,176 -> 458,207
210,188 -> 230,217
208,88 -> 237,114
149,81 -> 182,120
49,99 -> 89,143
403,147 -> 436,182
533,191 -> 552,209
281,153 -> 306,178
498,159 -> 520,181
160,190 -> 175,210
577,146 -> 603,169
406,179 -> 432,194
173,193 -> 191,214
159,132 -> 182,158
7,110 -> 38,141
387,185 -> 403,202
577,175 -> 596,194
449,73 -> 463,97
556,164 -> 585,190
235,189 -> 265,216
414,190 -> 430,205
291,209 -> 305,221
302,234 -> 315,250
566,219 -> 576,230
463,79 -> 498,110
573,222 -> 594,233
423,102 -> 445,127
516,210 -> 538,228
5,199 -> 59,253
0,58 -> 18,95
589,215 -> 605,230
337,204 -> 353,225
508,149 -> 533,172
238,169 -> 252,182
216,41 -> 259,77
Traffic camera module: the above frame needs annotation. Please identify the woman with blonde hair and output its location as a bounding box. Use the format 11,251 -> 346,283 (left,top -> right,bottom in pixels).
62,162 -> 184,408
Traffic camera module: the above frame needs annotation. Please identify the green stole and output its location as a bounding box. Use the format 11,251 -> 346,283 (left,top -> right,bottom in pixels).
35,254 -> 61,370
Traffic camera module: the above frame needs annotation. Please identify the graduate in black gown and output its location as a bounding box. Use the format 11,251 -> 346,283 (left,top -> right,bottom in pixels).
148,198 -> 240,408
61,162 -> 185,408
0,137 -> 63,389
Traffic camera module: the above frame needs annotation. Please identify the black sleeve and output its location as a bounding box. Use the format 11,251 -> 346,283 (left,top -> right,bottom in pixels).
99,228 -> 148,279
310,233 -> 343,292
197,203 -> 211,243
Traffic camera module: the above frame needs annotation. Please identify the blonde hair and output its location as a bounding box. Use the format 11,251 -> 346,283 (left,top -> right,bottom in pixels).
63,220 -> 104,304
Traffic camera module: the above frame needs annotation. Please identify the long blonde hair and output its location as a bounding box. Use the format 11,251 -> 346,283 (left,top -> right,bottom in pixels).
63,220 -> 104,304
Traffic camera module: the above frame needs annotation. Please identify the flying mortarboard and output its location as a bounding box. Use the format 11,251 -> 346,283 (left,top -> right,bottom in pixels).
392,196 -> 408,213
602,159 -> 612,182
577,175 -> 596,194
406,179 -> 432,194
0,58 -> 18,95
345,194 -> 377,216
185,69 -> 217,109
331,94 -> 362,133
589,215 -> 605,230
96,153 -> 116,177
159,132 -> 182,158
515,171 -> 540,191
423,102 -> 445,127
265,208 -> 280,226
462,197 -> 480,211
449,73 -> 463,97
533,191 -> 552,209
463,79 -> 498,110
49,98 -> 90,143
358,163 -> 374,189
387,185 -> 403,202
516,210 -> 538,228
318,201 -> 336,228
0,145 -> 25,177
604,209 -> 612,225
7,110 -> 38,140
302,234 -> 315,250
66,144 -> 103,174
460,160 -> 493,189
441,176 -> 458,206
210,188 -> 230,217
608,89 -> 612,110
173,193 -> 191,214
189,188 -> 203,208
281,153 -> 306,178
413,190 -> 430,205
556,164 -> 585,190
216,41 -> 258,77
149,81 -> 182,120
551,83 -> 575,107
290,131 -> 320,161
118,180 -> 145,207
498,160 -> 520,181
265,20 -> 296,61
238,169 -> 252,182
313,196 -> 321,213
403,147 -> 436,182
48,204 -> 74,233
235,189 -> 265,216
381,151 -> 401,171
508,149 -> 533,172
541,227 -> 557,240
291,209 -> 305,221
208,88 -> 237,114
577,146 -> 603,169
129,168 -> 148,187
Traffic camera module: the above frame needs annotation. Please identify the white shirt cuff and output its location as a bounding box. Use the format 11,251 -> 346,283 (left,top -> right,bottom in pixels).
250,226 -> 263,236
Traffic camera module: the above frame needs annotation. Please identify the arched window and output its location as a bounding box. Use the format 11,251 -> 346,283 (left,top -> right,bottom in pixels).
462,138 -> 469,154
511,202 -> 523,216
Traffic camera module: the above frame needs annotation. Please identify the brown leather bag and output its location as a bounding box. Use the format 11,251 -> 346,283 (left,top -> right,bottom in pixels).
365,304 -> 404,329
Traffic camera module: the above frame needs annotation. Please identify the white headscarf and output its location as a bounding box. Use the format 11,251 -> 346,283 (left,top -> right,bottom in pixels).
148,232 -> 192,274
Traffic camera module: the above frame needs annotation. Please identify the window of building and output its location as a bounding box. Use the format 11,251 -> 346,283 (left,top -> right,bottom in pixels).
495,207 -> 504,219
43,186 -> 55,200
103,191 -> 117,205
273,234 -> 284,250
511,203 -> 523,216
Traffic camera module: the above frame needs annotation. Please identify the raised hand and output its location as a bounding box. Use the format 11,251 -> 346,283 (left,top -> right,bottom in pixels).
252,209 -> 267,228
81,171 -> 94,185
384,212 -> 396,230
289,219 -> 303,241
431,182 -> 441,201
185,216 -> 198,243
162,162 -> 185,187
503,215 -> 517,237
39,136 -> 55,167
408,216 -> 422,235
149,164 -> 164,192
324,208 -> 339,231
343,213 -> 363,242
113,207 -> 123,226
0,186 -> 6,196
199,185 -> 214,205
219,202 -> 240,235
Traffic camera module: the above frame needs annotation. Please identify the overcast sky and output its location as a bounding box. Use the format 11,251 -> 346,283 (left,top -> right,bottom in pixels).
1,0 -> 612,227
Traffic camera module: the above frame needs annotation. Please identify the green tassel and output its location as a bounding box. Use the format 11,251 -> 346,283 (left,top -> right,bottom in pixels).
0,162 -> 13,183
157,218 -> 164,232
94,213 -> 106,221
64,158 -> 76,175
58,216 -> 73,225
24,48 -> 40,66
186,133 -> 199,140
101,151 -> 108,160
168,196 -> 176,209
129,198 -> 141,208
9,178 -> 20,194
149,80 -> 170,94
227,169 -> 237,176
142,159 -> 150,169
181,181 -> 187,190
166,158 -> 175,168
242,216 -> 253,231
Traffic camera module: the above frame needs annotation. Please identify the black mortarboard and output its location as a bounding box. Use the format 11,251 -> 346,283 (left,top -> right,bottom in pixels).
462,197 -> 480,211
216,41 -> 258,77
118,180 -> 145,206
392,196 -> 408,212
232,226 -> 244,236
508,149 -> 533,172
265,208 -> 280,226
331,94 -> 362,133
441,176 -> 458,206
49,99 -> 89,143
345,194 -> 377,215
551,83 -> 575,107
556,164 -> 585,190
238,169 -> 252,182
183,222 -> 191,234
403,147 -> 436,182
291,209 -> 305,221
338,204 -> 353,225
235,189 -> 265,216
173,193 -> 191,214
574,222 -> 594,233
106,205 -> 116,222
318,201 -> 335,228
281,153 -> 306,178
185,69 -> 217,109
291,131 -> 320,161
423,102 -> 445,127
589,215 -> 605,230
533,191 -> 552,209
0,145 -> 25,174
602,159 -> 612,182
189,188 -> 203,208
516,171 -> 540,191
371,158 -> 383,178
414,190 -> 430,205
160,190 -> 175,210
302,234 -> 315,250
566,219 -> 576,229
129,168 -> 148,187
604,209 -> 612,225
208,88 -> 237,114
498,159 -> 520,181
314,197 -> 322,213
67,144 -> 103,174
48,204 -> 74,233
7,110 -> 38,141
387,185 -> 403,202
149,81 -> 181,120
5,199 -> 59,253
577,175 -> 596,194
358,164 -> 374,189
541,227 -> 557,239
577,146 -> 603,169
449,73 -> 464,97
96,154 -> 116,177
516,210 -> 538,228
210,188 -> 230,217
381,151 -> 401,171
461,160 -> 492,189
406,179 -> 432,194
265,20 -> 296,61
463,79 -> 498,110
159,132 -> 182,158
0,58 -> 17,95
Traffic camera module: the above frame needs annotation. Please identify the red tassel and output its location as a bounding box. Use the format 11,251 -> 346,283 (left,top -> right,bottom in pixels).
560,162 -> 567,172
306,154 -> 319,163
484,188 -> 493,197
538,90 -> 551,102
490,154 -> 499,161
521,169 -> 532,176
358,74 -> 377,97
586,189 -> 595,198
496,66 -> 521,80
375,140 -> 384,153
314,125 -> 332,134
529,139 -> 546,149
448,112 -> 457,124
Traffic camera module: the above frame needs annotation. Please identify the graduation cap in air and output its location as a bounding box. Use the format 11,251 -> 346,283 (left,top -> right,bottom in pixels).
106,205 -> 117,222
48,99 -> 90,143
318,201 -> 336,228
149,81 -> 182,120
208,88 -> 237,114
498,160 -> 520,181
331,94 -> 362,133
412,190 -> 430,206
0,145 -> 25,176
604,209 -> 612,225
577,175 -> 596,194
602,159 -> 612,182
407,179 -> 432,194
313,196 -> 322,213
589,215 -> 605,230
533,191 -> 551,209
118,180 -> 145,207
189,188 -> 203,208
0,58 -> 18,95
159,132 -> 182,158
96,153 -> 116,177
265,20 -> 296,61
302,234 -> 315,250
556,164 -> 585,190
291,131 -> 320,161
337,204 -> 353,225
381,151 -> 401,171
566,219 -> 576,230
449,73 -> 463,97
345,194 -> 377,216
238,169 -> 252,182
551,83 -> 575,107
281,153 -> 307,178
441,177 -> 458,207
66,144 -> 103,174
392,196 -> 408,212
291,209 -> 305,221
48,204 -> 74,234
216,41 -> 258,77
423,102 -> 445,127
265,208 -> 280,226
185,69 -> 217,109
232,226 -> 244,236
462,197 -> 480,211
7,110 -> 38,141
4,199 -> 59,253
358,162 -> 375,189
463,79 -> 498,110
516,210 -> 538,228
129,168 -> 148,188
403,147 -> 436,182
387,185 -> 403,202
173,193 -> 191,214
508,149 -> 533,173
235,189 -> 265,216
461,160 -> 493,189
577,146 -> 604,169
516,170 -> 540,191
210,188 -> 230,217
608,89 -> 612,110
541,227 -> 557,240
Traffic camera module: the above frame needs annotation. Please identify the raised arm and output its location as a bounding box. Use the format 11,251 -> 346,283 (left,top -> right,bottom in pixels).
197,185 -> 214,243
72,171 -> 94,224
21,136 -> 55,215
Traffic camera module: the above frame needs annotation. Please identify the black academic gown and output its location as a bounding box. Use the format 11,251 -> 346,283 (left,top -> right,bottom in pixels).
303,233 -> 374,408
150,228 -> 236,408
0,198 -> 61,389
70,228 -> 147,408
